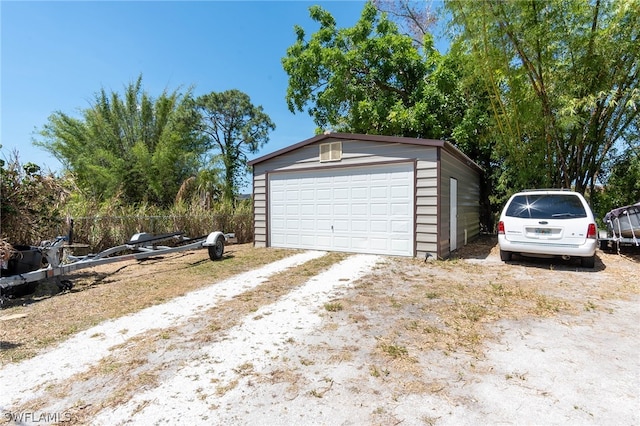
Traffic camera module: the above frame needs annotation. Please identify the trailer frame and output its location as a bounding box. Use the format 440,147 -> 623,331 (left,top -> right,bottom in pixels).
0,231 -> 230,304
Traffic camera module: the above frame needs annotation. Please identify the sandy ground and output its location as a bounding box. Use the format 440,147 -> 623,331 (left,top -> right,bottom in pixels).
0,244 -> 638,425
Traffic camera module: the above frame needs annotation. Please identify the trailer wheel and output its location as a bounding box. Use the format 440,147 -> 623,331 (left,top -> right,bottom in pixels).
208,235 -> 225,261
57,279 -> 73,292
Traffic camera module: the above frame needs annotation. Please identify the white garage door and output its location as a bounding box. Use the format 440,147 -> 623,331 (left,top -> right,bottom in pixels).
269,163 -> 414,256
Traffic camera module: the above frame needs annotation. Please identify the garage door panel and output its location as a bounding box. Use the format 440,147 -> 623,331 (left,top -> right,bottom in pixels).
351,237 -> 369,249
334,204 -> 349,216
317,189 -> 331,200
271,190 -> 285,202
370,187 -> 388,199
269,163 -> 414,256
333,220 -> 349,231
371,204 -> 388,215
352,220 -> 368,232
300,234 -> 315,245
300,219 -> 315,230
370,238 -> 388,250
317,219 -> 332,230
391,203 -> 410,215
300,189 -> 315,200
371,220 -> 388,232
300,204 -> 315,215
391,220 -> 410,232
334,188 -> 349,200
317,204 -> 332,215
391,185 -> 410,198
285,234 -> 299,245
391,239 -> 411,252
371,173 -> 389,181
271,234 -> 285,245
351,187 -> 368,199
333,236 -> 349,249
351,203 -> 368,216
316,235 -> 332,247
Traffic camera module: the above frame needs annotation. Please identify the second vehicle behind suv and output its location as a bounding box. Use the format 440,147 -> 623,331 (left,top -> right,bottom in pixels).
497,190 -> 597,268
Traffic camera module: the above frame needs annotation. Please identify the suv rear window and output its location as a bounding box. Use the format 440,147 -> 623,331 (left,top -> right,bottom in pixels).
505,194 -> 587,219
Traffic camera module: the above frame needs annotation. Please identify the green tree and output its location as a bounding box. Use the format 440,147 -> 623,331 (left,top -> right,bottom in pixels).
592,149 -> 640,221
191,90 -> 275,203
446,0 -> 640,195
36,76 -> 205,206
284,2 -> 498,228
283,2 -> 446,137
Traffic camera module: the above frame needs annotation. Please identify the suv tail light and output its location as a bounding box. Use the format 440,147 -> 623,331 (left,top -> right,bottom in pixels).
587,223 -> 597,239
498,221 -> 505,234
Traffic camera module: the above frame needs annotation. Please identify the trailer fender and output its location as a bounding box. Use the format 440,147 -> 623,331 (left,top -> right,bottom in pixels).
203,232 -> 225,261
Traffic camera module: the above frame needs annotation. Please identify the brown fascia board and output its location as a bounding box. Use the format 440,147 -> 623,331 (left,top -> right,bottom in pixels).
248,132 -> 482,174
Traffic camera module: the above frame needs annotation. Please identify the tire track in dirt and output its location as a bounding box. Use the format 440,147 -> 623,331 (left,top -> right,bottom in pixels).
91,254 -> 382,425
0,250 -> 326,411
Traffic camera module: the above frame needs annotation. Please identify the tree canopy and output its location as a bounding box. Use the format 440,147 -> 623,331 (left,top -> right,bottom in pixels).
446,0 -> 640,195
283,2 -> 448,138
36,76 -> 205,206
190,89 -> 275,203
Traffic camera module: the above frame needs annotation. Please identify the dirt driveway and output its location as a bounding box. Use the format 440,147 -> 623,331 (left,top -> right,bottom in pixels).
0,237 -> 638,425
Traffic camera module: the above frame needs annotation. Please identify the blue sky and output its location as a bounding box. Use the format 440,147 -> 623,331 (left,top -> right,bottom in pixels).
1,1 -> 447,189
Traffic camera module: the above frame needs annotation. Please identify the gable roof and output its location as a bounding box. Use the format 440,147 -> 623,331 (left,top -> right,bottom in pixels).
248,132 -> 482,173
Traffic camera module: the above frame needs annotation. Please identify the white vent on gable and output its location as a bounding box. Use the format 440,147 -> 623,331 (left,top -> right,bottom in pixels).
319,141 -> 342,162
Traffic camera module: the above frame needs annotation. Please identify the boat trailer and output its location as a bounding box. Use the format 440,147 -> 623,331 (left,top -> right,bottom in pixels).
598,202 -> 640,254
0,230 -> 231,304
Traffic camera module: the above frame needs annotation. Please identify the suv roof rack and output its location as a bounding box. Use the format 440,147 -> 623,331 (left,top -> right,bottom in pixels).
521,188 -> 573,192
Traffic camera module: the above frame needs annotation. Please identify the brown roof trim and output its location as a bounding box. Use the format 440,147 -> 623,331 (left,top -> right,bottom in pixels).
248,132 -> 482,173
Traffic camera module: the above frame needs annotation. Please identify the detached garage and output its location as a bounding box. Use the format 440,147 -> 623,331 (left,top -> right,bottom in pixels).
248,133 -> 482,259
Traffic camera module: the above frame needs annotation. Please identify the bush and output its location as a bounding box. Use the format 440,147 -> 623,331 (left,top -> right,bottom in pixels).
66,199 -> 253,252
1,155 -> 254,251
0,156 -> 71,245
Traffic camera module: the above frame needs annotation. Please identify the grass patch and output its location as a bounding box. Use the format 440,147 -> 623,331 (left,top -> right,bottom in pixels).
324,301 -> 343,312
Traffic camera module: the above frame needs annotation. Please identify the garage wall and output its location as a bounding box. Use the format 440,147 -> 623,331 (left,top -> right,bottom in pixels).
254,138 -> 434,172
415,159 -> 439,258
438,149 -> 481,257
253,138 -> 439,252
252,135 -> 481,258
253,173 -> 267,247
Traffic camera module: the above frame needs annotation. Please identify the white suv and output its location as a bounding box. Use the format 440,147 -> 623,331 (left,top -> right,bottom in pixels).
497,190 -> 597,268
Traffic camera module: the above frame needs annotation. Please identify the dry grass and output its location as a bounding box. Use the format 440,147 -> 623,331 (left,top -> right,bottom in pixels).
0,244 -> 295,364
314,236 -> 639,403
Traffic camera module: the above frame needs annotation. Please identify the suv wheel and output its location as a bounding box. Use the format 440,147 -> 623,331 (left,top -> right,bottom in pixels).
580,255 -> 595,269
500,250 -> 512,262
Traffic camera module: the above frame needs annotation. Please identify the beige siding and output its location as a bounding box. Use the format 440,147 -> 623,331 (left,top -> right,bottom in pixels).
252,139 -> 436,175
438,150 -> 481,257
415,159 -> 438,259
253,173 -> 267,248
